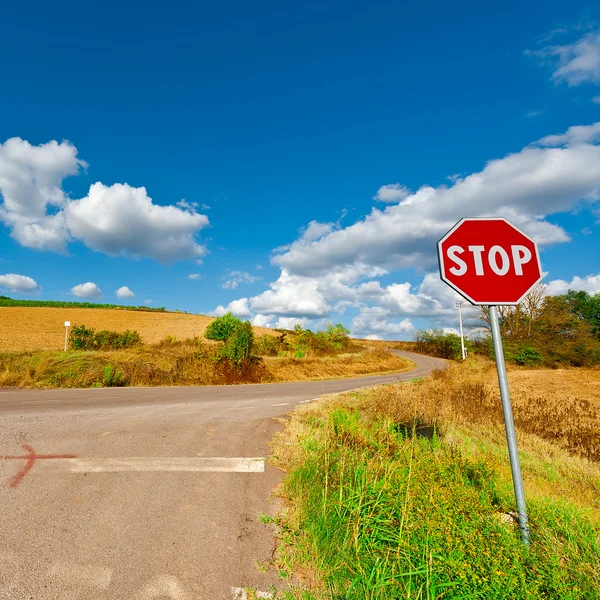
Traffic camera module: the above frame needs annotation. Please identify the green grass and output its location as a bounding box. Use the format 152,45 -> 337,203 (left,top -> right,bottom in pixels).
0,297 -> 166,311
271,402 -> 600,599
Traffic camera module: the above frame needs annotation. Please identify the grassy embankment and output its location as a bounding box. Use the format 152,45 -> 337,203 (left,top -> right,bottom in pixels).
0,339 -> 412,389
268,359 -> 600,599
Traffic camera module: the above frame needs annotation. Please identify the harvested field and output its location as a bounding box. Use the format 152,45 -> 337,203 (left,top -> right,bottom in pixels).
0,307 -> 276,351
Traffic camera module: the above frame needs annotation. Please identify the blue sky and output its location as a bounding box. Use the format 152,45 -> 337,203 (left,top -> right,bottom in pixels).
1,0 -> 599,338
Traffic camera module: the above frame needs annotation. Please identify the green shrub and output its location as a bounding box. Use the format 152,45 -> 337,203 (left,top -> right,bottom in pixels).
69,324 -> 96,350
68,325 -> 142,351
221,321 -> 254,365
294,348 -> 306,359
513,345 -> 543,366
204,313 -> 241,343
102,365 -> 125,386
415,329 -> 471,360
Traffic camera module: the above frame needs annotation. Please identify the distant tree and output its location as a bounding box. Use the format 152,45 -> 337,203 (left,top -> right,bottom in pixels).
564,290 -> 600,338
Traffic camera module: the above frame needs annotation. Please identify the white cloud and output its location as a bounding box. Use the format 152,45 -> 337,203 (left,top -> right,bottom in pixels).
546,272 -> 600,295
144,299 -> 152,305
0,273 -> 40,293
593,96 -> 600,104
274,125 -> 600,277
66,183 -> 208,262
373,183 -> 411,203
116,286 -> 135,299
252,314 -> 274,328
351,306 -> 415,339
531,31 -> 600,86
250,269 -> 332,318
209,297 -> 252,319
299,221 -> 334,242
0,138 -> 209,262
536,122 -> 600,147
71,282 -> 103,300
275,317 -> 311,330
526,110 -> 544,118
188,273 -> 201,280
365,334 -> 382,340
0,138 -> 86,252
222,271 -> 259,290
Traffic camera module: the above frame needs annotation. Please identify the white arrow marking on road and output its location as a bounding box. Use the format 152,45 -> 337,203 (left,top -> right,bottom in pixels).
136,575 -> 191,599
231,587 -> 273,599
62,457 -> 265,473
47,561 -> 113,589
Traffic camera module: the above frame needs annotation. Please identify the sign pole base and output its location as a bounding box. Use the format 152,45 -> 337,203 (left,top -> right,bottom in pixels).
489,305 -> 530,546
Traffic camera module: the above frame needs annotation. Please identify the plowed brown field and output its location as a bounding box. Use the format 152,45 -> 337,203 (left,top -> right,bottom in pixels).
0,307 -> 276,351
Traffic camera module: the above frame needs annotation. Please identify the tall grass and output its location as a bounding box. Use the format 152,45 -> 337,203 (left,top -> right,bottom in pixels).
0,342 -> 410,388
270,361 -> 600,599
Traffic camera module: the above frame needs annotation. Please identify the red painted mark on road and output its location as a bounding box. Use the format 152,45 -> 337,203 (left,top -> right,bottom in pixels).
0,444 -> 76,487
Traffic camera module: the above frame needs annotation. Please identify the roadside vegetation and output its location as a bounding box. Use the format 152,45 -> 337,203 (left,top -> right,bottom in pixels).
270,359 -> 600,599
411,288 -> 600,367
0,314 -> 411,388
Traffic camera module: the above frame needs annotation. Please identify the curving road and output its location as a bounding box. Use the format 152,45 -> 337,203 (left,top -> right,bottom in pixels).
0,350 -> 444,600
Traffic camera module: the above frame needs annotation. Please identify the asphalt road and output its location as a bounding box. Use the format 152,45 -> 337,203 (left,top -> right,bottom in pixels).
0,350 -> 444,600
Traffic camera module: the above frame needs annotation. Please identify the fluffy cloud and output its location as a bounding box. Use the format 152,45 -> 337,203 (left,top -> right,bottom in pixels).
71,282 -> 103,300
249,269 -> 332,318
188,273 -> 201,280
530,30 -> 600,86
116,286 -> 135,299
537,122 -> 600,147
351,306 -> 415,338
373,183 -> 411,203
0,273 -> 40,293
222,271 -> 259,289
252,314 -> 274,328
273,124 -> 600,277
209,297 -> 252,318
0,138 -> 209,262
546,272 -> 600,295
66,183 -> 208,262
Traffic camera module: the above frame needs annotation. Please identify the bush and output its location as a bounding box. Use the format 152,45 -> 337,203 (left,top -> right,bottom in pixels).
68,325 -> 142,351
513,345 -> 543,366
253,335 -> 280,356
414,329 -> 471,360
204,313 -> 241,343
69,325 -> 96,350
222,321 -> 254,365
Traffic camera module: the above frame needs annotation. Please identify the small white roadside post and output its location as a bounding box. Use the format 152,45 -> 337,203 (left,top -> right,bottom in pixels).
64,321 -> 70,352
456,301 -> 466,360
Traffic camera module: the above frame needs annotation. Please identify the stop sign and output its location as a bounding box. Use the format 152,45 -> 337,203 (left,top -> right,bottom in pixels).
438,218 -> 542,305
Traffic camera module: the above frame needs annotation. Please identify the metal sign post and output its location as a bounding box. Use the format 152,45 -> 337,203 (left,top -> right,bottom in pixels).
64,321 -> 70,352
457,302 -> 466,360
489,305 -> 530,545
437,217 -> 542,546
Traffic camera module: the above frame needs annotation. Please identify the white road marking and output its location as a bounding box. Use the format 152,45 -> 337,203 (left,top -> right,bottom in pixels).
271,403 -> 289,406
47,561 -> 112,589
231,587 -> 273,599
62,457 -> 265,473
136,575 -> 191,599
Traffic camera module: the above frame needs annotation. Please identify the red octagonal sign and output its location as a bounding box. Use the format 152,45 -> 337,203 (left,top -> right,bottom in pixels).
438,218 -> 543,305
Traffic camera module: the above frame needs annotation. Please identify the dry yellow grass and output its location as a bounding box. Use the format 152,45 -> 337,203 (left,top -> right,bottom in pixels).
265,349 -> 414,381
0,307 -> 276,351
